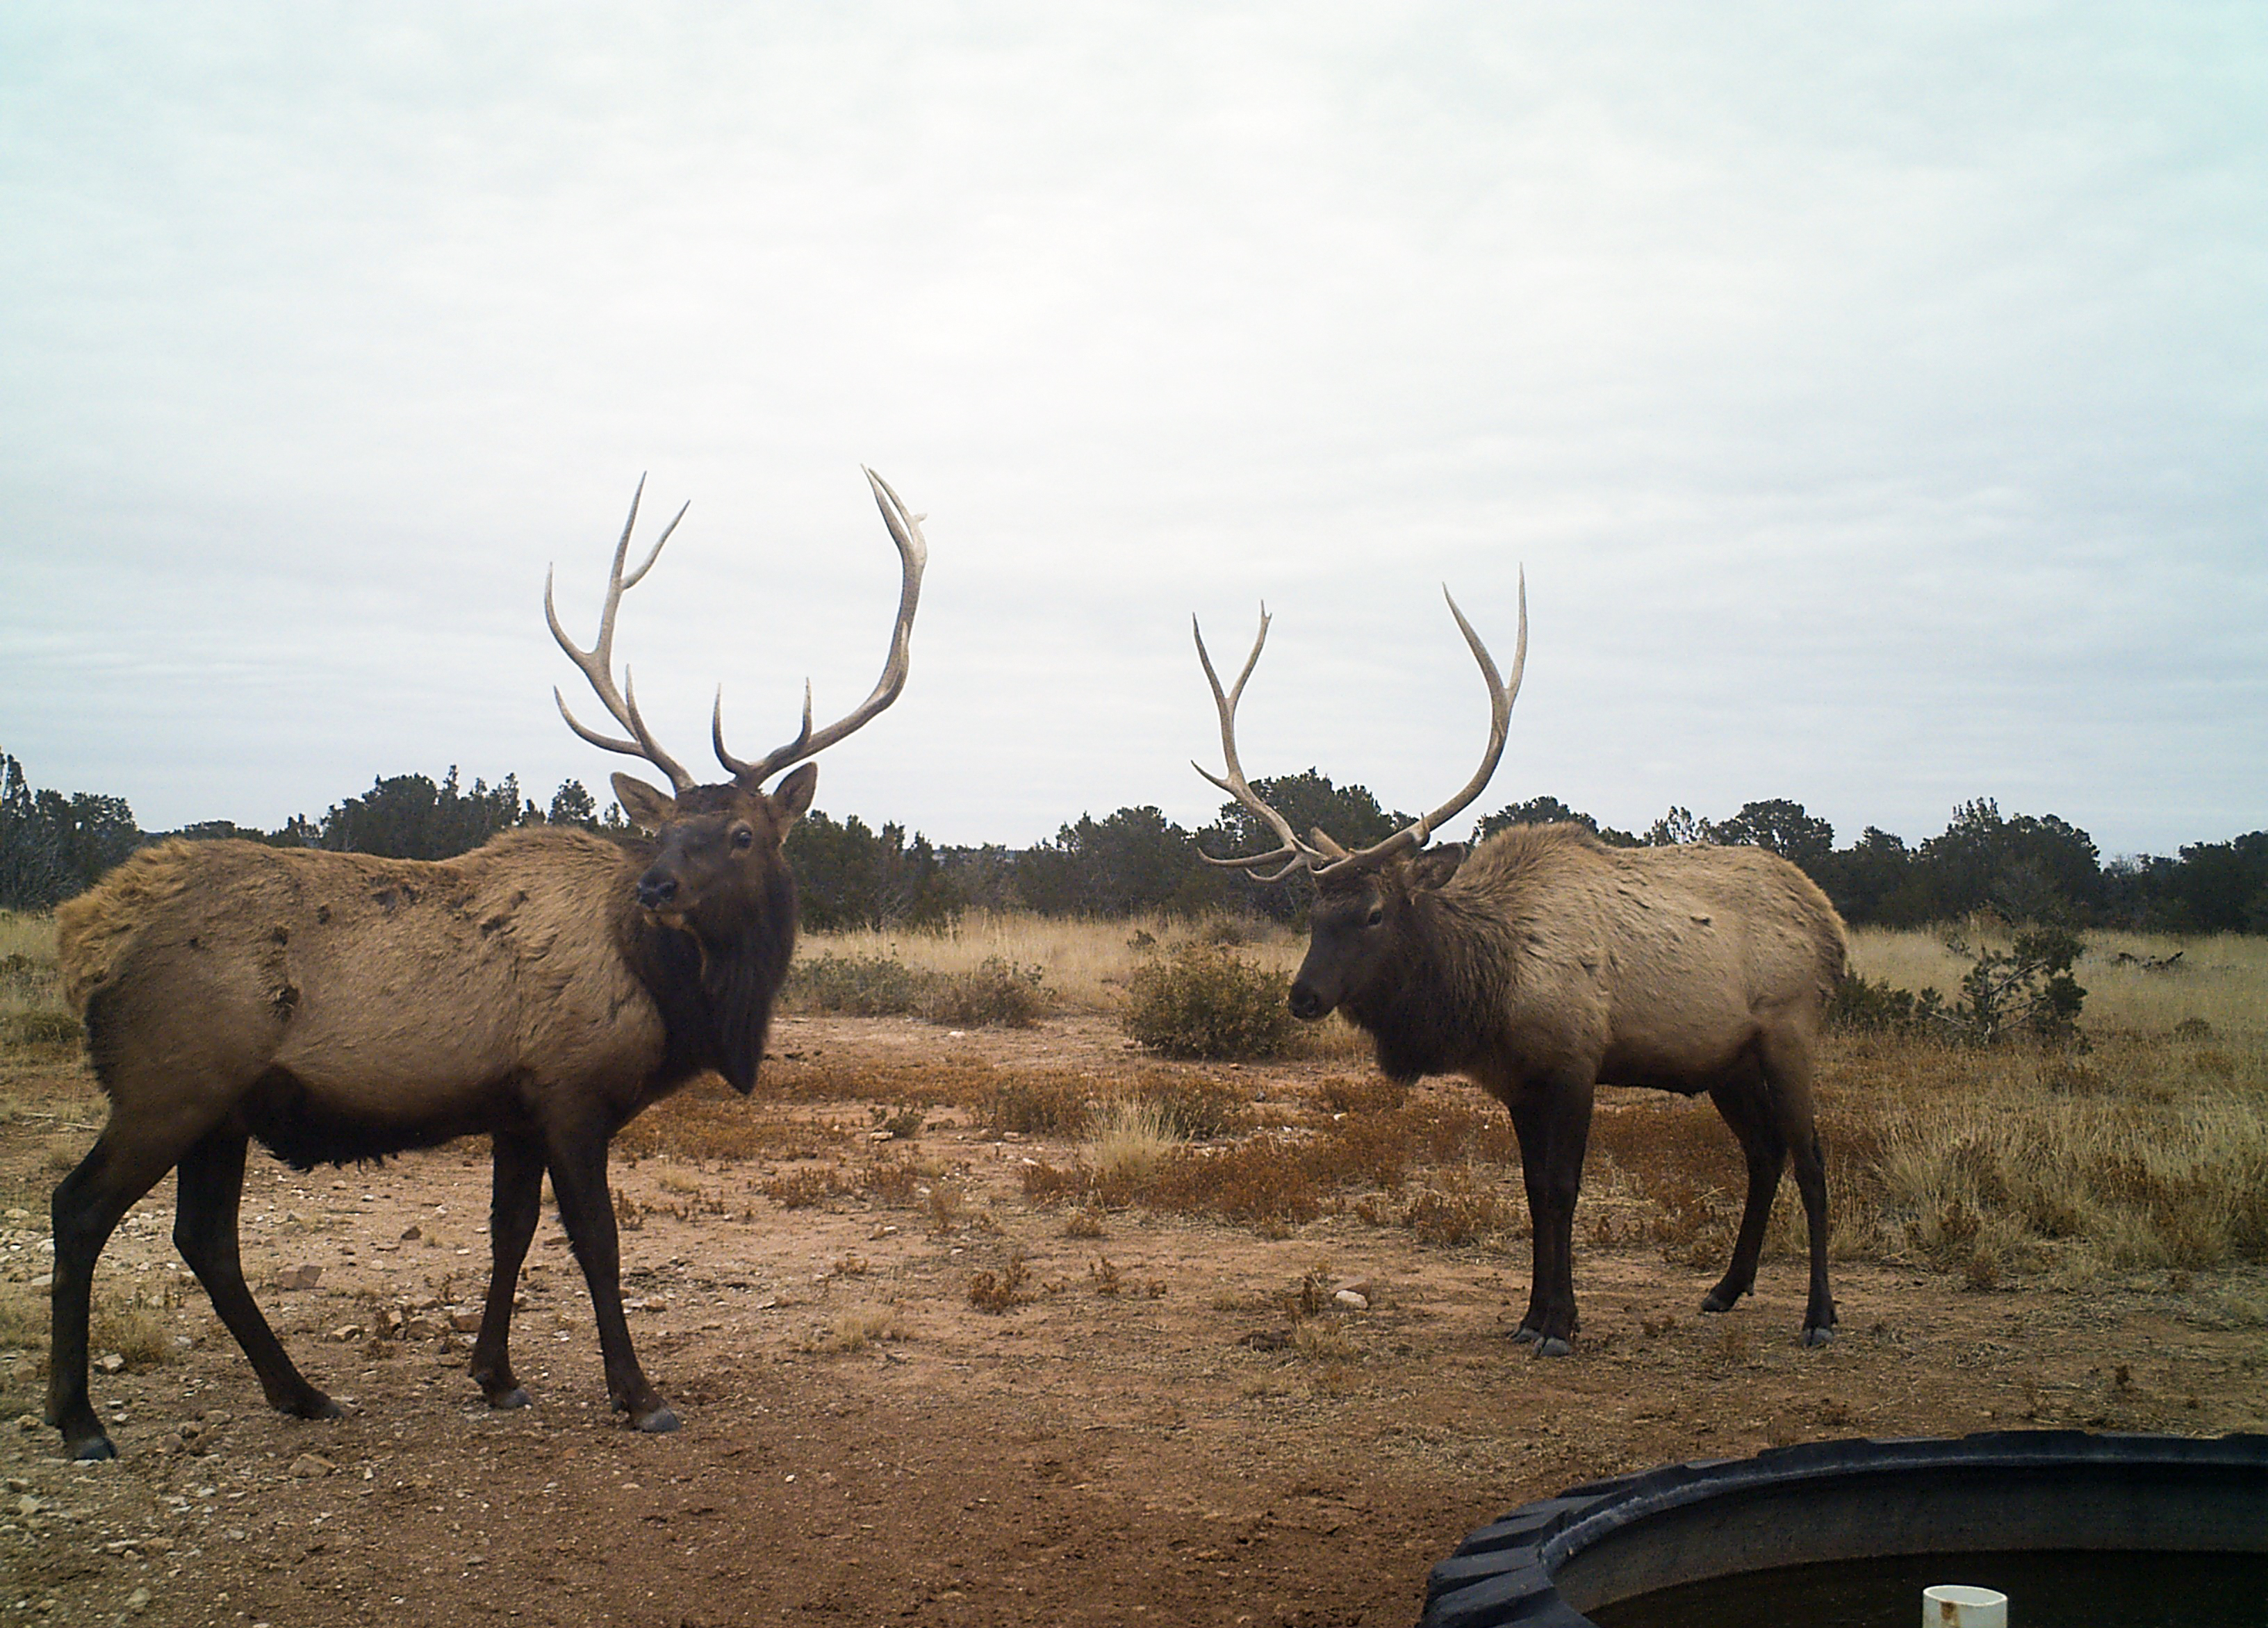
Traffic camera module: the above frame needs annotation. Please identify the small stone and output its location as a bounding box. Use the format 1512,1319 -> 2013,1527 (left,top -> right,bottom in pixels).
400,1225 -> 421,1242
328,1325 -> 365,1342
1333,1290 -> 1370,1312
17,1494 -> 41,1517
95,1353 -> 127,1375
289,1453 -> 334,1478
15,1413 -> 39,1432
447,1310 -> 482,1333
126,1590 -> 151,1616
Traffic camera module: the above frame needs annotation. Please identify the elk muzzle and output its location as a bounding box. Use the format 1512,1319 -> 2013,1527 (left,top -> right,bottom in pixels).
635,866 -> 680,912
1288,978 -> 1336,1022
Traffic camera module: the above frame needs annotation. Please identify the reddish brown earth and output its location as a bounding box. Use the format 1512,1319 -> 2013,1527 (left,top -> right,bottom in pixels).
3,1014 -> 2262,1627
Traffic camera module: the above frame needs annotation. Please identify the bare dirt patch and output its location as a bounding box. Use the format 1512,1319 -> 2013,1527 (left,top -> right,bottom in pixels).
3,1014 -> 2262,1627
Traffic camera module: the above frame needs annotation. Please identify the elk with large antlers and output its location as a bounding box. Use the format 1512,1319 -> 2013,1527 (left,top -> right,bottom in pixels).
47,470 -> 926,1459
1193,582 -> 1845,1353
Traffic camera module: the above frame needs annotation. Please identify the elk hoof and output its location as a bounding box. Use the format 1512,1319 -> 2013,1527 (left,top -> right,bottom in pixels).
486,1387 -> 533,1411
631,1404 -> 680,1435
1700,1288 -> 1739,1313
1529,1335 -> 1573,1358
65,1431 -> 118,1463
1800,1324 -> 1836,1349
277,1392 -> 344,1422
1509,1325 -> 1540,1345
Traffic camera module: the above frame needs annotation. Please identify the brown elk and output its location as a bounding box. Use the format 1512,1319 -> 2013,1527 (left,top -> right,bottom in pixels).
1192,582 -> 1845,1353
47,470 -> 926,1459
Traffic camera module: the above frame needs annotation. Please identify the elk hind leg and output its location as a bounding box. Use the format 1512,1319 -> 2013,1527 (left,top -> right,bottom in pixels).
49,1128 -> 188,1459
1701,1080 -> 1784,1317
174,1123 -> 341,1421
544,1121 -> 675,1433
1763,1027 -> 1837,1345
470,1130 -> 543,1410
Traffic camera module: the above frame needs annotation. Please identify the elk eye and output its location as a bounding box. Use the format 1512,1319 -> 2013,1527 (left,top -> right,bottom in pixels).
1365,906 -> 1384,928
730,825 -> 756,851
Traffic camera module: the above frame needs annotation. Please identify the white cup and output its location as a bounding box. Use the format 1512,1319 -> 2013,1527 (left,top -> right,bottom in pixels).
1923,1583 -> 2009,1627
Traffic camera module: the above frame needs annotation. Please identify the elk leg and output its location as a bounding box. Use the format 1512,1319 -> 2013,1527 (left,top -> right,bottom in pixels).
471,1130 -> 544,1410
174,1123 -> 340,1423
543,1126 -> 677,1433
1702,1082 -> 1785,1316
1759,1028 -> 1837,1345
49,1129 -> 183,1460
1506,1081 -> 1591,1356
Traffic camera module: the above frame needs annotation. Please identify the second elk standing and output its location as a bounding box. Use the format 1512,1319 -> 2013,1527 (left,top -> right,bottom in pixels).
1191,578 -> 1846,1354
46,470 -> 926,1461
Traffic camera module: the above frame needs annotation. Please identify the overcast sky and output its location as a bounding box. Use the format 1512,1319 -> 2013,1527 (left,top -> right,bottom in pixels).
3,4 -> 2262,860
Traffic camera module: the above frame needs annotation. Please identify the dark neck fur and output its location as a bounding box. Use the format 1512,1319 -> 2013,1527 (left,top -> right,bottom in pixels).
618,853 -> 798,1097
1339,887 -> 1505,1085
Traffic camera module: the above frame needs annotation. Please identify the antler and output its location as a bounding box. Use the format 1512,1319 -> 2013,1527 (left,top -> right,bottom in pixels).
1191,607 -> 1334,882
545,475 -> 698,793
712,467 -> 927,788
1192,573 -> 1527,883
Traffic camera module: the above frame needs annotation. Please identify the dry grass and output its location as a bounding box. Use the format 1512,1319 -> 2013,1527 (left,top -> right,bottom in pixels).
798,911 -> 1308,1014
1084,1097 -> 1181,1184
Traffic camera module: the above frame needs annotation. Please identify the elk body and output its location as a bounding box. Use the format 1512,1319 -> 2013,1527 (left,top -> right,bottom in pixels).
1193,584 -> 1846,1354
48,471 -> 925,1460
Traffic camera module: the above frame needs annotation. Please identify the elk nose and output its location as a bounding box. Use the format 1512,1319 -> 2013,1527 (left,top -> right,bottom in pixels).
1288,982 -> 1330,1021
636,871 -> 678,910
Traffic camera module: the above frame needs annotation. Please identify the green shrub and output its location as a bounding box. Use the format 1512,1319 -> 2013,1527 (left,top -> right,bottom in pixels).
789,953 -> 930,1017
921,957 -> 1047,1028
1830,930 -> 2086,1045
1121,944 -> 1294,1060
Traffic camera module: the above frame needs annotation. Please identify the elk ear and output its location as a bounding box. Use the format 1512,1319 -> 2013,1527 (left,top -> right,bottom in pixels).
771,762 -> 818,825
610,773 -> 677,832
1409,843 -> 1468,891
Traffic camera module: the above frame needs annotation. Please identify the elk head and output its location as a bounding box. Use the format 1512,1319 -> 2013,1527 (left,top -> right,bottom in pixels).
1190,577 -> 1525,1021
547,468 -> 926,946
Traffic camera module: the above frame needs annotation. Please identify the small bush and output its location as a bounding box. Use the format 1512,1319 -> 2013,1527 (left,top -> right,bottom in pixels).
789,953 -> 930,1017
967,1251 -> 1030,1313
1,1009 -> 81,1046
987,1076 -> 1095,1137
1829,930 -> 2086,1045
789,951 -> 1046,1028
1121,944 -> 1295,1060
1137,1074 -> 1251,1140
921,957 -> 1047,1028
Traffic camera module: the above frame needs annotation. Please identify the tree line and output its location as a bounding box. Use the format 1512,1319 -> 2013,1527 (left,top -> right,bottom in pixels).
3,746 -> 2262,935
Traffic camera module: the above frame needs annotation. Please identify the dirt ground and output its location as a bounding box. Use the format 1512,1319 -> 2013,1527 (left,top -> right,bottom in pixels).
3,1014 -> 2262,1628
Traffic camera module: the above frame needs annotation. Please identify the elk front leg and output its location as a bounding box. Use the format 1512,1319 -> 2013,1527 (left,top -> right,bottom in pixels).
174,1124 -> 341,1424
543,1124 -> 676,1433
470,1130 -> 545,1410
1505,1079 -> 1593,1357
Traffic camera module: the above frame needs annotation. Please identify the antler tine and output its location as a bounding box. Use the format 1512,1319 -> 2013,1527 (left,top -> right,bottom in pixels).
716,468 -> 928,789
545,477 -> 698,793
1190,606 -> 1332,877
1315,568 -> 1527,881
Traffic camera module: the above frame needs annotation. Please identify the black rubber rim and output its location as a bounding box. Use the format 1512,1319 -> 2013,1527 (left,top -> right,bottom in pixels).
1422,1429 -> 2268,1628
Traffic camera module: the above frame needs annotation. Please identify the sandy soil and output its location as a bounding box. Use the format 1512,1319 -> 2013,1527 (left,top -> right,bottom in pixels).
3,1014 -> 2262,1627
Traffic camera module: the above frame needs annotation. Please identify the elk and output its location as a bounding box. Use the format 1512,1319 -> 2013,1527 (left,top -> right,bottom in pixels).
47,470 -> 926,1460
1192,582 -> 1846,1353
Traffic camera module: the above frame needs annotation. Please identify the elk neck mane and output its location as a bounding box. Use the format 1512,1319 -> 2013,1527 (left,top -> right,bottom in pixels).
1335,828 -> 1577,1083
610,834 -> 798,1099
